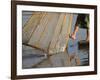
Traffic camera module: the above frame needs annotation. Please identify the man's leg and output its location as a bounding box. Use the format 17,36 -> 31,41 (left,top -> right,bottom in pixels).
75,55 -> 80,66
70,24 -> 79,40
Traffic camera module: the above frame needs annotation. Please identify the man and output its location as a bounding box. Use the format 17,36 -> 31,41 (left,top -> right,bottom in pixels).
71,14 -> 89,41
67,14 -> 89,66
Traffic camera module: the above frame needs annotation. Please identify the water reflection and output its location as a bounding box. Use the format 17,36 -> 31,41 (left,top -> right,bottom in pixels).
22,41 -> 89,69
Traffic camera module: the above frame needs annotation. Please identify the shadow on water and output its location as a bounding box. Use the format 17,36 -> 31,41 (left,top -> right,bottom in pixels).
81,61 -> 89,66
22,54 -> 44,60
78,48 -> 89,66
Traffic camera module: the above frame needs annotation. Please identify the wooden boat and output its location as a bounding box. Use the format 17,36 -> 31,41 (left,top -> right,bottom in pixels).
22,11 -> 78,54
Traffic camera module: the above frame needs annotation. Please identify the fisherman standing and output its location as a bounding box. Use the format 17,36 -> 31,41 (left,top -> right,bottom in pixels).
67,14 -> 89,66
